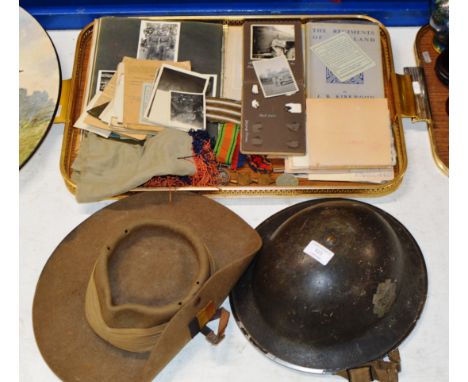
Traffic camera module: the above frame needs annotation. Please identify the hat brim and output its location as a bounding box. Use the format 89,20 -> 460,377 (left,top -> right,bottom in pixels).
33,192 -> 261,382
230,199 -> 427,373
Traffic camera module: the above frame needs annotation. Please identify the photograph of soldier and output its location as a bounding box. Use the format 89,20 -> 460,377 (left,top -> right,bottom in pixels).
170,91 -> 205,129
252,55 -> 299,98
251,24 -> 295,60
137,21 -> 180,61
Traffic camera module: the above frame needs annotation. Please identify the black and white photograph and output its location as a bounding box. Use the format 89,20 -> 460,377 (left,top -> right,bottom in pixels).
204,74 -> 217,97
153,65 -> 208,93
96,70 -> 115,93
251,24 -> 296,60
170,91 -> 205,129
145,65 -> 209,128
252,55 -> 299,98
137,21 -> 180,61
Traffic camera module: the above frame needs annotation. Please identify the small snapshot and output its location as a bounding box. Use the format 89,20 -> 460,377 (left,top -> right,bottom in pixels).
96,70 -> 116,93
252,55 -> 299,98
251,24 -> 296,60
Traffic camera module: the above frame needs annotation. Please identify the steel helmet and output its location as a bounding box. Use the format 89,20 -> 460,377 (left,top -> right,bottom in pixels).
230,199 -> 427,380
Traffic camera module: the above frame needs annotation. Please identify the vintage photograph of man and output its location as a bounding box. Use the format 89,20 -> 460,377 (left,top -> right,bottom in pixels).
251,24 -> 296,60
137,21 -> 180,61
170,91 -> 205,129
252,55 -> 299,98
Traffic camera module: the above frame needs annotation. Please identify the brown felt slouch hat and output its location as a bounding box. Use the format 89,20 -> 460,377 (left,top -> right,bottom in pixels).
33,192 -> 262,382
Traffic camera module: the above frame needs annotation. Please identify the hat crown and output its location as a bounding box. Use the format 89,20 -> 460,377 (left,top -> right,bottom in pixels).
85,219 -> 212,352
101,223 -> 208,328
109,226 -> 199,308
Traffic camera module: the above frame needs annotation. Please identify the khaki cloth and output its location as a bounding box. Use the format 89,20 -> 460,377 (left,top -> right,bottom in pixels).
71,130 -> 195,202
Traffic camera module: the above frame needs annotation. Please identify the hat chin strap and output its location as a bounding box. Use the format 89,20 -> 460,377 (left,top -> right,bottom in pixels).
84,219 -> 212,353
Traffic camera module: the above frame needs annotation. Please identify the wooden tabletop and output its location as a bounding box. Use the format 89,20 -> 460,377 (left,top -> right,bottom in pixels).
415,26 -> 449,173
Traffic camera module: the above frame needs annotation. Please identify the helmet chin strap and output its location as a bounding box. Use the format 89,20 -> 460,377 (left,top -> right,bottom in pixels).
336,348 -> 401,382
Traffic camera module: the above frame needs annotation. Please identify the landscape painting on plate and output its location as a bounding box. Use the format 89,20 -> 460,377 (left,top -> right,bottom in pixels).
19,8 -> 60,168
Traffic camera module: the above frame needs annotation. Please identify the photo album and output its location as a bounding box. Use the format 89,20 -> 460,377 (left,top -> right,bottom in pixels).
71,16 -> 395,200
241,21 -> 306,156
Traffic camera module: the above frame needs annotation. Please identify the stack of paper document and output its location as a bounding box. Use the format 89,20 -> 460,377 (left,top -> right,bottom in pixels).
74,57 -> 216,140
285,98 -> 395,183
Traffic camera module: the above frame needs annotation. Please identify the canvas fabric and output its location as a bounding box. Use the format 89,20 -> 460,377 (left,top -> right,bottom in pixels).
71,130 -> 196,202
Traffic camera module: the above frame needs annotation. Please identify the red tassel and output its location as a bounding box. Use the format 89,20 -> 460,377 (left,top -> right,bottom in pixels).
191,140 -> 219,186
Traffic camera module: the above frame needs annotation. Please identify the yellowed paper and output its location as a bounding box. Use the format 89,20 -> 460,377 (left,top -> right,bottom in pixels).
82,63 -> 144,139
79,58 -> 191,140
306,98 -> 392,169
306,168 -> 394,183
75,71 -> 123,137
98,99 -> 114,124
74,91 -> 112,138
284,158 -> 393,184
82,70 -> 118,129
114,68 -> 125,123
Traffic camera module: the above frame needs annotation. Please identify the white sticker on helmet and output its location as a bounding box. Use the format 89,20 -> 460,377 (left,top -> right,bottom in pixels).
303,240 -> 335,266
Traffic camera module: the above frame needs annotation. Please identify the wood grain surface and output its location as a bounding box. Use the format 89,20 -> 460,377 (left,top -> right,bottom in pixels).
415,26 -> 449,171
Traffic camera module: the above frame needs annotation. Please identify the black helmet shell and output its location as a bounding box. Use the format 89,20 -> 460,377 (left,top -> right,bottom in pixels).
230,199 -> 427,373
